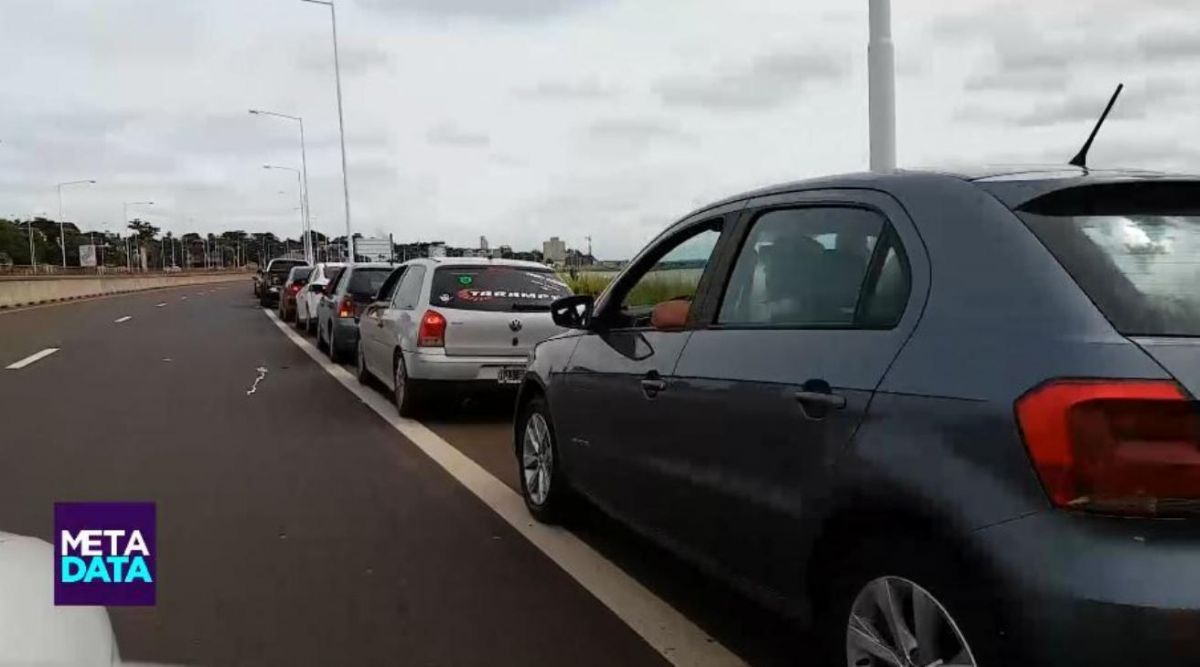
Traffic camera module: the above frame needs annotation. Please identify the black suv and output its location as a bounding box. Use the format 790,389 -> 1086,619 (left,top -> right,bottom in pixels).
256,258 -> 309,307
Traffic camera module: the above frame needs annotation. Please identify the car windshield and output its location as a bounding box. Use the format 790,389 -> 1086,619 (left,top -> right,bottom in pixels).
289,268 -> 313,282
346,268 -> 394,298
430,266 -> 571,311
1017,182 -> 1200,336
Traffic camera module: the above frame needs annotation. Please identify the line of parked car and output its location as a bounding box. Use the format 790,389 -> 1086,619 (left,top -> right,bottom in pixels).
255,255 -> 572,414
254,165 -> 1200,666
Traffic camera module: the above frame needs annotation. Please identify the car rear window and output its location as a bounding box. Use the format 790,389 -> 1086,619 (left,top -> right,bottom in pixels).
430,265 -> 571,312
1017,182 -> 1200,336
346,268 -> 394,298
290,268 -> 313,282
270,260 -> 306,274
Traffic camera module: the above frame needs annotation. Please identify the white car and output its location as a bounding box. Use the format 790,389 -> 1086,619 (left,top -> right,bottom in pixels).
0,531 -> 121,666
295,262 -> 345,333
354,258 -> 571,415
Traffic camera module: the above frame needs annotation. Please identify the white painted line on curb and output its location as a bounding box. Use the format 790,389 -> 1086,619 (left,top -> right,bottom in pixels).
263,309 -> 742,667
6,348 -> 60,370
114,316 -> 133,323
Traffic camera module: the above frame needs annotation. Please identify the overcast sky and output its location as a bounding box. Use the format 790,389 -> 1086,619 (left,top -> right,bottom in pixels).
1,0 -> 1197,258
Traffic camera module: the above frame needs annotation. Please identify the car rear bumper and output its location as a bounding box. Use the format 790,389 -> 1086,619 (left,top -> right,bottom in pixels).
974,511 -> 1200,663
405,350 -> 528,383
330,318 -> 359,351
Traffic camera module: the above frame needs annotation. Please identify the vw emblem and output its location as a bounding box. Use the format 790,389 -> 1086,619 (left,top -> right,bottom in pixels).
508,319 -> 523,332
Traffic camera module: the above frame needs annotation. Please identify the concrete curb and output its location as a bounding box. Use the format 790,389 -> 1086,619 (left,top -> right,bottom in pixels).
0,275 -> 247,311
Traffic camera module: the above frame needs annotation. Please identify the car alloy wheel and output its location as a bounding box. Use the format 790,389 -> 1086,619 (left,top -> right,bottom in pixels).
846,576 -> 977,667
521,412 -> 554,507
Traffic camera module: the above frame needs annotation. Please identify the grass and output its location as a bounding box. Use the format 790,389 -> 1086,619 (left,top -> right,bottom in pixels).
561,271 -> 698,307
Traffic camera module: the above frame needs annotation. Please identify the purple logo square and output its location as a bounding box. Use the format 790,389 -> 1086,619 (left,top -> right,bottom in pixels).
54,502 -> 156,606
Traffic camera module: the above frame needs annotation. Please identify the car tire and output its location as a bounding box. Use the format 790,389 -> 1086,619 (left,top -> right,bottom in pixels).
393,354 -> 424,418
815,533 -> 1002,667
327,325 -> 340,361
517,395 -> 576,524
356,344 -> 371,384
315,320 -> 327,351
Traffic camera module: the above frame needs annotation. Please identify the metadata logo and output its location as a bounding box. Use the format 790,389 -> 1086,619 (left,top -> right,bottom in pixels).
54,502 -> 156,606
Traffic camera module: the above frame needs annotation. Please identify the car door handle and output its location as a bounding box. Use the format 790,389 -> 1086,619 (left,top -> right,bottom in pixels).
793,390 -> 846,419
640,378 -> 667,398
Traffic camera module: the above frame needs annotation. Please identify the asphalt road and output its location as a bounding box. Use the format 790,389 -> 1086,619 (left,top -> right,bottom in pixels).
0,284 -> 799,666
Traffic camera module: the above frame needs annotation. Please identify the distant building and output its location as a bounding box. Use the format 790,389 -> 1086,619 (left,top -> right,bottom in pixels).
499,245 -> 513,259
542,236 -> 567,263
480,236 -> 489,252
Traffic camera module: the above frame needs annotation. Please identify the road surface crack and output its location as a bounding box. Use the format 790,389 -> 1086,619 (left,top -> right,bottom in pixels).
246,366 -> 269,395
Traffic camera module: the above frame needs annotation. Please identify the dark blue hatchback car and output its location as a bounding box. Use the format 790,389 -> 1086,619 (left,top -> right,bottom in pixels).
515,166 -> 1200,665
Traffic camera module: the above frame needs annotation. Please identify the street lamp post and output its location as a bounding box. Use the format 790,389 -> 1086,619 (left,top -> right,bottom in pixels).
264,165 -> 305,259
249,109 -> 312,263
57,179 -> 96,267
123,201 -> 154,272
868,0 -> 896,172
301,0 -> 353,263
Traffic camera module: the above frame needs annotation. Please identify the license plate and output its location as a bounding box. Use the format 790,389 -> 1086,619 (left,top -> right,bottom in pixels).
497,367 -> 525,385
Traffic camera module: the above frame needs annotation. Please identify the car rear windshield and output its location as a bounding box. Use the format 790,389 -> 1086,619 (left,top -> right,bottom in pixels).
1017,182 -> 1200,336
347,268 -> 394,298
430,265 -> 571,312
290,268 -> 313,282
269,260 -> 306,274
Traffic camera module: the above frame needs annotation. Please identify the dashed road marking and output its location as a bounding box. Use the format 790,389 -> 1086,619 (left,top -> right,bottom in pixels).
114,316 -> 133,323
6,348 -> 60,370
263,309 -> 742,667
155,303 -> 167,308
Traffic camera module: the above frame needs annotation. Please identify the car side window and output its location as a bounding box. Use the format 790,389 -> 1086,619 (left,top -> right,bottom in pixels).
374,268 -> 405,304
717,207 -> 897,328
606,224 -> 722,329
857,237 -> 911,328
324,268 -> 345,296
392,265 -> 427,310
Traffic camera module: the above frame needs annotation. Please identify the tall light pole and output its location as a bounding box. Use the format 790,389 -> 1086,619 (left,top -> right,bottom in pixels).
868,0 -> 896,172
301,0 -> 353,263
57,179 -> 96,267
264,165 -> 306,259
124,201 -> 154,272
250,109 -> 312,263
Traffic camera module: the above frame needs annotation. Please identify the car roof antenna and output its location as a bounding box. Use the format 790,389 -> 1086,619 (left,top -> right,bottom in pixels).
1068,83 -> 1124,169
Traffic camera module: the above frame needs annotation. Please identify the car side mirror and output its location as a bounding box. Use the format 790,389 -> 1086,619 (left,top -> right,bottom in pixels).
551,295 -> 594,330
650,299 -> 690,331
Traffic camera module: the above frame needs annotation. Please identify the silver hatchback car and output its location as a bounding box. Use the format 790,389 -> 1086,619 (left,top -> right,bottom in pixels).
355,258 -> 571,415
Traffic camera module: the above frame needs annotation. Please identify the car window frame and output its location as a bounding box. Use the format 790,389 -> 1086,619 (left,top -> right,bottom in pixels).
695,189 -> 928,334
593,201 -> 747,332
324,267 -> 347,297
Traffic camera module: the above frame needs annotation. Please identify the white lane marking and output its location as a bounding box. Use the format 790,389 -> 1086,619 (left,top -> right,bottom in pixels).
180,296 -> 188,300
264,309 -> 741,666
114,316 -> 132,323
155,303 -> 167,308
6,347 -> 60,370
246,366 -> 269,395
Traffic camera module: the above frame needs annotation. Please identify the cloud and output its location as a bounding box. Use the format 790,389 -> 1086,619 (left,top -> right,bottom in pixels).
512,78 -> 617,101
299,43 -> 393,76
426,122 -> 490,148
964,69 -> 1070,93
1136,28 -> 1200,61
655,50 -> 848,110
585,117 -> 693,144
355,0 -> 607,21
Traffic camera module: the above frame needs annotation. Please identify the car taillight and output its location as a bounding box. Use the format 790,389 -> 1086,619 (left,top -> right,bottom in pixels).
1016,379 -> 1200,516
337,296 -> 354,318
418,310 -> 446,347
288,283 -> 302,294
